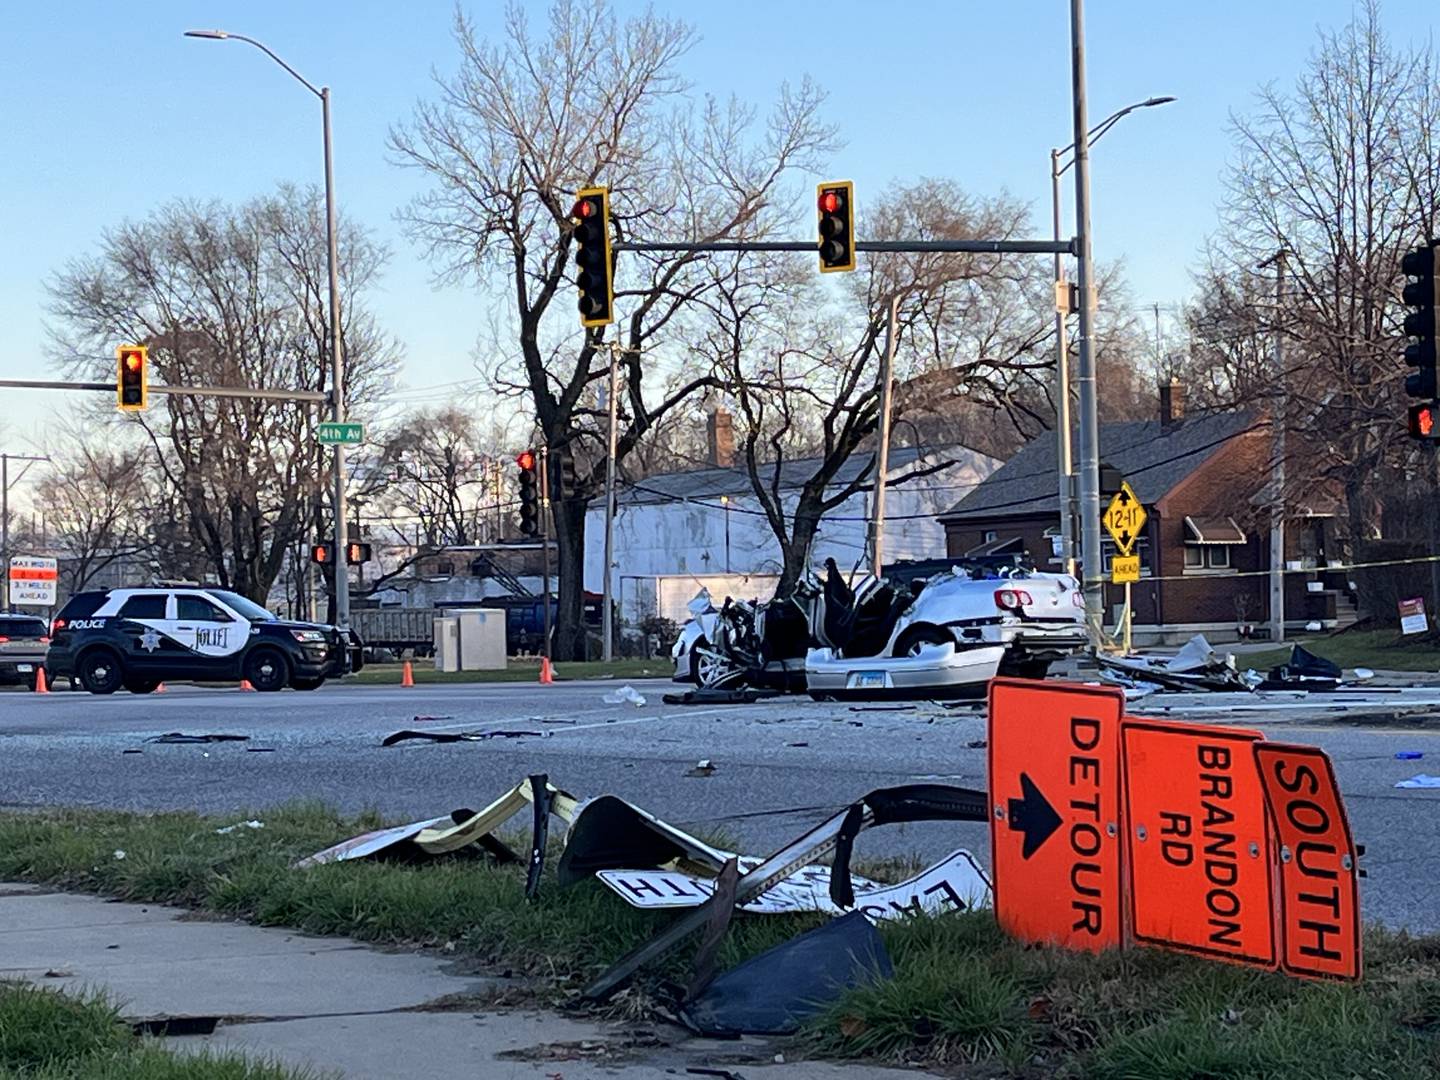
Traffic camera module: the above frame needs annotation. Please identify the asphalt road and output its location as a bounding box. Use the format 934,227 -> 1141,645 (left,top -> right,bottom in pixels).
5,677 -> 1440,933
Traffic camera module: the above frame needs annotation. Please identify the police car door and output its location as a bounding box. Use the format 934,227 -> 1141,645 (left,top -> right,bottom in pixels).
172,593 -> 249,674
111,592 -> 181,676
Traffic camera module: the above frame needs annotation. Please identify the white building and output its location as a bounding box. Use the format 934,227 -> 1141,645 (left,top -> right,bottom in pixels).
585,442 -> 998,628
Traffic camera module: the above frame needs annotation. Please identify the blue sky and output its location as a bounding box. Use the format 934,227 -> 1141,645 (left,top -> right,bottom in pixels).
3,0 -> 1437,448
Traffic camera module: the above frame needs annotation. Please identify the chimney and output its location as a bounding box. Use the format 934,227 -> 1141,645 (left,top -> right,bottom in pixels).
1159,378 -> 1184,427
707,407 -> 735,468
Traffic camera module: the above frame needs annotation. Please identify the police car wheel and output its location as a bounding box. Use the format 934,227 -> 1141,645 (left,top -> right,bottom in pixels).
243,648 -> 290,693
78,650 -> 124,695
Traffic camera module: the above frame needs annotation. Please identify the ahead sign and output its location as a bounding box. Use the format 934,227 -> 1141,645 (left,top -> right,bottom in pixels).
8,555 -> 57,607
988,680 -> 1125,952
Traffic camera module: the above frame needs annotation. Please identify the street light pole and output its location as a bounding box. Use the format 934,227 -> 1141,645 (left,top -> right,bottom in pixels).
184,29 -> 350,631
1050,95 -> 1174,593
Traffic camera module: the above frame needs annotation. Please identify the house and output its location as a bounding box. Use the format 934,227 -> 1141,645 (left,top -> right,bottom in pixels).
938,386 -> 1352,644
585,420 -> 999,627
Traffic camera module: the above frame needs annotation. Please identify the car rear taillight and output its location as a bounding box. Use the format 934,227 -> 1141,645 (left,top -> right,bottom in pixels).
994,589 -> 1034,611
39,636 -> 50,645
0,636 -> 8,643
51,619 -> 65,633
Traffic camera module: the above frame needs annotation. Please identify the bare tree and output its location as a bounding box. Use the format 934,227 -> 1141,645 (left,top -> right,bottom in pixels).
47,185 -> 397,603
363,406 -> 496,547
389,0 -> 835,657
1200,0 -> 1440,538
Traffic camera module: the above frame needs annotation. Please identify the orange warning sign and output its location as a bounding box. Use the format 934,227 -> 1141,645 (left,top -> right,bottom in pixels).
988,679 -> 1125,952
1122,719 -> 1276,969
1254,743 -> 1362,981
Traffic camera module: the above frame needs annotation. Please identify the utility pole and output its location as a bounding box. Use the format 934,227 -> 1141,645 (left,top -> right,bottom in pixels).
601,347 -> 620,663
1069,0 -> 1105,647
0,454 -> 50,611
1263,251 -> 1287,643
869,294 -> 900,578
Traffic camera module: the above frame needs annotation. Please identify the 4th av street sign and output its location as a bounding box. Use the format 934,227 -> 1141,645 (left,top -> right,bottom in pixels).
1102,480 -> 1147,556
316,421 -> 365,446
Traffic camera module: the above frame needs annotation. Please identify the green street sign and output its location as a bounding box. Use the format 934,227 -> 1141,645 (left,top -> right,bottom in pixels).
316,421 -> 365,446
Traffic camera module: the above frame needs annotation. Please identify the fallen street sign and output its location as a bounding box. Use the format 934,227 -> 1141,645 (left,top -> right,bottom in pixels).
316,421 -> 365,446
988,679 -> 1125,952
1110,554 -> 1140,584
1102,480 -> 1147,556
596,848 -> 991,919
1254,743 -> 1362,980
1122,719 -> 1276,969
8,555 -> 58,607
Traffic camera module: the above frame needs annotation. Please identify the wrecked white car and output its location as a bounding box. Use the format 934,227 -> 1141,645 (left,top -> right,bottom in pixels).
804,559 -> 1086,700
673,558 -> 1086,699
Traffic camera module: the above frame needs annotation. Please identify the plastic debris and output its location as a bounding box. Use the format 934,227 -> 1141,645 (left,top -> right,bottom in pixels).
685,759 -> 717,778
113,850 -> 126,860
145,732 -> 249,744
215,820 -> 265,835
1396,774 -> 1440,789
1353,667 -> 1375,681
381,729 -> 545,746
603,685 -> 647,707
1396,752 -> 1424,760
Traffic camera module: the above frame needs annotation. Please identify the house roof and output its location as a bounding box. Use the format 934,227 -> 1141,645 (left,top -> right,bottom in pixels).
618,445 -> 940,507
939,410 -> 1261,521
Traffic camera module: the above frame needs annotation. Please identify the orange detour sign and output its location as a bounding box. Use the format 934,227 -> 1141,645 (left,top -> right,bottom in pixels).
988,679 -> 1125,952
1254,743 -> 1362,980
1121,719 -> 1276,969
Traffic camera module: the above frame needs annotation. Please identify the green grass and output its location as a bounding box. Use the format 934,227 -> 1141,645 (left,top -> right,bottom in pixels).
3,804 -> 1439,1077
1242,629 -> 1440,674
0,982 -> 322,1079
347,659 -> 670,685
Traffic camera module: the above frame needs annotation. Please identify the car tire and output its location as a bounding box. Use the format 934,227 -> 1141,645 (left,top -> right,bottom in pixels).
124,679 -> 161,695
892,624 -> 953,658
290,676 -> 325,691
78,650 -> 125,695
243,648 -> 290,693
686,637 -> 709,685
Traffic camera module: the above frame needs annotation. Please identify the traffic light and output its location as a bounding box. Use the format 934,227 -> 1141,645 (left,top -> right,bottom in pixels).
816,181 -> 856,273
517,450 -> 539,537
571,187 -> 614,327
556,450 -> 578,501
1409,402 -> 1440,439
345,542 -> 372,565
310,542 -> 334,565
1402,242 -> 1439,402
117,345 -> 148,411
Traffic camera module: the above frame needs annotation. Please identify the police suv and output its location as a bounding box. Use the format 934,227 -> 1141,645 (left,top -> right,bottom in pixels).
46,587 -> 363,694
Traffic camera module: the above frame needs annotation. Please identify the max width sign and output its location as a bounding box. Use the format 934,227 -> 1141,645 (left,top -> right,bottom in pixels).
8,555 -> 57,607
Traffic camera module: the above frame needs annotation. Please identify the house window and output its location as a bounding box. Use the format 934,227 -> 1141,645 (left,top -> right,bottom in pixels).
983,530 -> 997,544
1100,537 -> 1151,575
1184,546 -> 1203,569
435,561 -> 455,577
1183,546 -> 1233,571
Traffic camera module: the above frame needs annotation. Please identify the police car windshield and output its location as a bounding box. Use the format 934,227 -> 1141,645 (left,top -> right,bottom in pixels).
206,590 -> 279,623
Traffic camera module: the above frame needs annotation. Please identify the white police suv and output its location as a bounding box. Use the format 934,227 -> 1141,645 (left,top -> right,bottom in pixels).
45,587 -> 363,694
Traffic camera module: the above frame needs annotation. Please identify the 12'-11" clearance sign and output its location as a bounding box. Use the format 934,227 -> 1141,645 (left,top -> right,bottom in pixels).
987,679 -> 1363,981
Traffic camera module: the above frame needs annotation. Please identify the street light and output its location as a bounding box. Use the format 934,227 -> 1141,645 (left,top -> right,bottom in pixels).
1048,94 -> 1175,586
184,29 -> 353,633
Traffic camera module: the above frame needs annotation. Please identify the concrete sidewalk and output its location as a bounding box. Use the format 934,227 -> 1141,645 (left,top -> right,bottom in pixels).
0,883 -> 925,1080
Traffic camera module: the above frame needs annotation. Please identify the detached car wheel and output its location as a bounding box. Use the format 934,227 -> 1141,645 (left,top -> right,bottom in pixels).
78,651 -> 125,695
243,649 -> 290,693
290,676 -> 325,691
124,679 -> 161,695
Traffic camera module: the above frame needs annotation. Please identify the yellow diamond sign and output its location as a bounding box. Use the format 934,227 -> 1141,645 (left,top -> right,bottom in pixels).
1102,480 -> 1147,557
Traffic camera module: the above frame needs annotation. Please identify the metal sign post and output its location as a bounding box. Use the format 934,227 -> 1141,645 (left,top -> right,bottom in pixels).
539,445 -> 552,662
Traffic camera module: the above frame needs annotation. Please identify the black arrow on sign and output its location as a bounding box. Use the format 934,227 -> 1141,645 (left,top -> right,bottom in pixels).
1117,487 -> 1131,505
1008,772 -> 1062,859
1119,530 -> 1132,548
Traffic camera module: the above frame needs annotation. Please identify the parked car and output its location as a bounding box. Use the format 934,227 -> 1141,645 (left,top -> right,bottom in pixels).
0,613 -> 51,690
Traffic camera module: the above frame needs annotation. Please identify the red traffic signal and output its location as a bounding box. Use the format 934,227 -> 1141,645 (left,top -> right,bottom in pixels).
516,449 -> 536,472
1409,402 -> 1440,439
816,181 -> 856,273
572,186 -> 614,328
345,542 -> 372,565
310,542 -> 334,565
117,345 -> 148,411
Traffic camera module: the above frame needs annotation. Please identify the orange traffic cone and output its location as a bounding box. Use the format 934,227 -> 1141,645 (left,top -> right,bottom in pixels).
239,679 -> 256,692
33,668 -> 48,694
401,660 -> 415,687
539,656 -> 554,685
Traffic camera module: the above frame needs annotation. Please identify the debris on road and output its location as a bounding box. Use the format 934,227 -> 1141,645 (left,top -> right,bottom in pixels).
849,704 -> 916,713
215,820 -> 264,835
602,685 -> 647,707
144,732 -> 250,744
1396,774 -> 1440,788
1396,751 -> 1424,760
684,759 -> 717,778
113,850 -> 126,860
1257,644 -> 1343,692
1097,634 -> 1252,693
679,910 -> 893,1036
380,728 -> 546,746
662,688 -> 776,706
410,714 -> 454,723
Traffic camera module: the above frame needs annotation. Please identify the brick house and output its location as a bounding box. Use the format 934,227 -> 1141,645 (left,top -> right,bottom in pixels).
938,389 -> 1353,644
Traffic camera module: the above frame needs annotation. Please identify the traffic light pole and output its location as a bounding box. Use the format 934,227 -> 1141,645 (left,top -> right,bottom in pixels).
601,348 -> 620,663
869,294 -> 899,578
